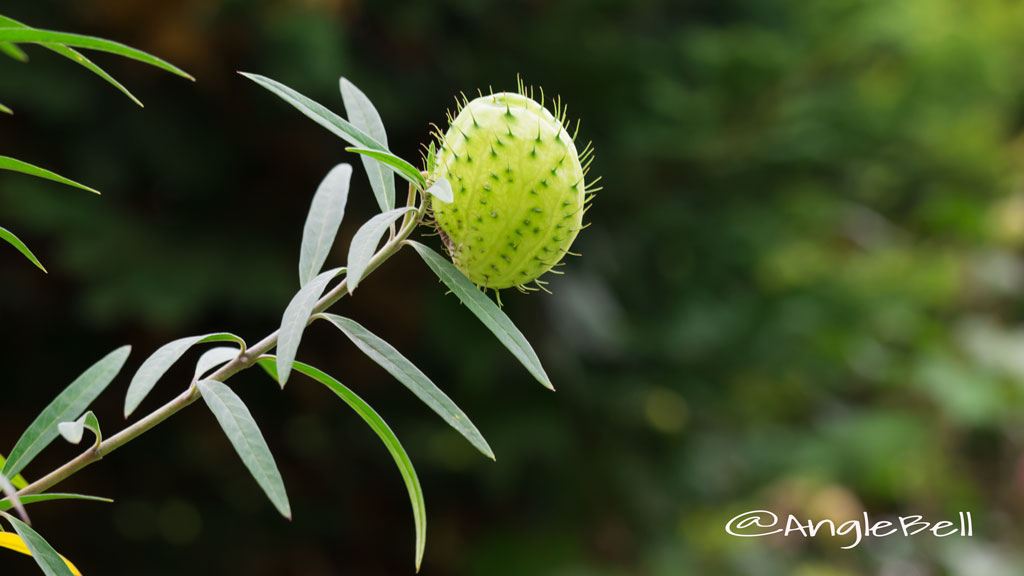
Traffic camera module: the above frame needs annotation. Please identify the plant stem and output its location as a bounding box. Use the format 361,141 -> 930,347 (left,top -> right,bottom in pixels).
16,189 -> 425,497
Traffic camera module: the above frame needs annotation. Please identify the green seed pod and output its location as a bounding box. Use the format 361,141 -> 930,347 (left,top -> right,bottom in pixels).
430,85 -> 595,292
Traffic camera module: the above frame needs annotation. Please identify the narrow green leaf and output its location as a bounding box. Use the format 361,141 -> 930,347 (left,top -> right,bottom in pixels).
2,346 -> 131,479
347,207 -> 415,292
316,313 -> 494,459
57,411 -> 101,447
196,380 -> 291,519
0,156 -> 99,194
51,47 -> 144,106
193,347 -> 240,381
345,147 -> 426,190
0,226 -> 46,272
425,141 -> 437,174
0,102 -> 11,115
425,177 -> 453,204
277,267 -> 345,387
0,493 -> 112,513
124,333 -> 245,417
299,163 -> 352,286
340,77 -> 395,212
0,455 -> 27,490
1,513 -> 76,576
407,241 -> 553,390
240,72 -> 386,151
0,27 -> 192,80
0,41 -> 27,62
0,15 -> 142,106
259,357 -> 426,571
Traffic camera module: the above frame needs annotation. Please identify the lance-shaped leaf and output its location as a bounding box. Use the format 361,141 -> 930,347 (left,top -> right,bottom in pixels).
0,226 -> 46,272
124,333 -> 245,417
0,493 -> 112,513
277,267 -> 345,386
299,164 -> 352,286
425,177 -> 453,204
0,15 -> 143,106
0,102 -> 11,115
0,474 -> 26,523
347,207 -> 416,292
259,357 -> 426,571
0,156 -> 99,194
0,27 -> 192,80
193,347 -> 240,381
407,241 -> 553,390
0,455 -> 28,490
240,72 -> 385,151
1,514 -> 79,576
345,147 -> 425,190
316,313 -> 494,459
425,141 -> 437,174
0,41 -> 27,62
57,412 -> 101,448
2,346 -> 131,479
341,77 -> 395,212
196,380 -> 291,519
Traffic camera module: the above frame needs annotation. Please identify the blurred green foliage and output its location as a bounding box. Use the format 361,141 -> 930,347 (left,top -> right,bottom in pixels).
3,0 -> 1024,574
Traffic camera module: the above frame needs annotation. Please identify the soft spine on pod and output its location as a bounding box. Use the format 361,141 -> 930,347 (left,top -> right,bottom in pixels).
428,79 -> 599,294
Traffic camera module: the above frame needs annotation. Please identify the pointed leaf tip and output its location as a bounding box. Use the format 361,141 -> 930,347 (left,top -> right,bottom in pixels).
240,72 -> 387,152
340,77 -> 396,212
0,15 -> 148,106
0,493 -> 113,513
299,164 -> 352,287
316,313 -> 495,460
0,226 -> 47,272
406,241 -> 554,390
277,267 -> 345,386
197,380 -> 291,519
261,357 -> 426,570
0,27 -> 192,81
0,473 -> 27,524
0,156 -> 100,194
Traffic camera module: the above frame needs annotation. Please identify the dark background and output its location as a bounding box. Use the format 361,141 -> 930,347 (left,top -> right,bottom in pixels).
3,0 -> 1024,574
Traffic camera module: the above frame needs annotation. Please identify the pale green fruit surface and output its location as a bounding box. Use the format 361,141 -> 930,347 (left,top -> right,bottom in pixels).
431,92 -> 586,290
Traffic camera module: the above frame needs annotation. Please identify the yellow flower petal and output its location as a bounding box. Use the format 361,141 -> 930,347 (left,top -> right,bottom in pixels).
0,532 -> 82,575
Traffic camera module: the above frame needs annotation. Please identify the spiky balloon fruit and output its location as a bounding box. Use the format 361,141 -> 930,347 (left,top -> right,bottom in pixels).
430,89 -> 592,291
